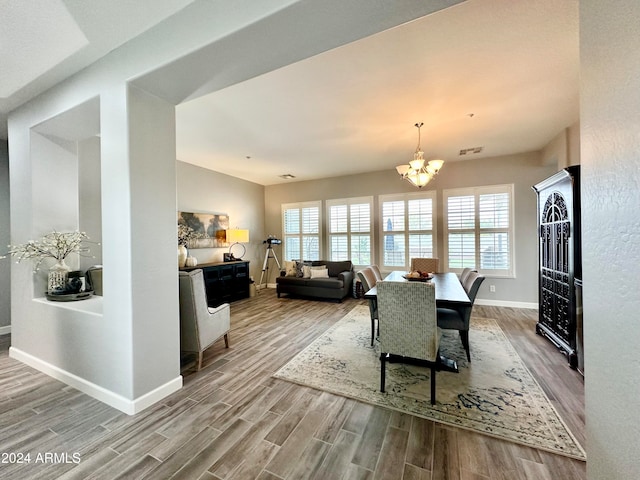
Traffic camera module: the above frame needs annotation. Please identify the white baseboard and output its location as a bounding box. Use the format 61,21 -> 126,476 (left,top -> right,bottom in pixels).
0,325 -> 10,335
9,347 -> 182,415
474,298 -> 538,309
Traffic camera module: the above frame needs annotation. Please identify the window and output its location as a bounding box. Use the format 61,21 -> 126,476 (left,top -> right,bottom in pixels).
282,202 -> 321,261
379,192 -> 436,269
444,184 -> 514,277
326,197 -> 373,266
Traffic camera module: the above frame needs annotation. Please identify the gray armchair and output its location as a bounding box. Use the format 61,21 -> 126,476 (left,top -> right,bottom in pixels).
437,272 -> 485,362
377,280 -> 445,404
178,269 -> 230,371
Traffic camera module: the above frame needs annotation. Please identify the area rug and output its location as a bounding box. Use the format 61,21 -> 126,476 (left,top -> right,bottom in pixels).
273,305 -> 585,460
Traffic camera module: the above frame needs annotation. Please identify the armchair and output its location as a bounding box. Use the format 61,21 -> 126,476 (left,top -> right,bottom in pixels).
178,269 -> 230,371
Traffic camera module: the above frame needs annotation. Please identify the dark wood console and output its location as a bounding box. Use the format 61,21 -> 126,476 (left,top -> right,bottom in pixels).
180,261 -> 250,307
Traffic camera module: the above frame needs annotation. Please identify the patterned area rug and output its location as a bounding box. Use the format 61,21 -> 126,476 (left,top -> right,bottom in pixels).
273,305 -> 585,460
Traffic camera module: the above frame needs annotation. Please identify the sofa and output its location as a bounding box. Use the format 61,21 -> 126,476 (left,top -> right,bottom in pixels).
276,260 -> 354,302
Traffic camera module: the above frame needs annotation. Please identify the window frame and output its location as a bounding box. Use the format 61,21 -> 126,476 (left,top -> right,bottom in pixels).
443,183 -> 515,278
281,201 -> 322,261
378,191 -> 437,271
326,196 -> 373,268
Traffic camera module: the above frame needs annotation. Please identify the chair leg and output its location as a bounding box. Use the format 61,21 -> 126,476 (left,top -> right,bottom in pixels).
371,318 -> 375,346
460,330 -> 471,362
224,333 -> 230,348
380,353 -> 387,392
430,366 -> 437,405
197,351 -> 203,371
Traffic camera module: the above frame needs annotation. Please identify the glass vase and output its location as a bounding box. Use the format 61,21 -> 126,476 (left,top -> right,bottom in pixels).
48,260 -> 72,292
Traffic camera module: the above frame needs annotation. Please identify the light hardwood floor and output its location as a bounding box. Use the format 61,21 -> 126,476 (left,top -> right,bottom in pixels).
0,291 -> 585,480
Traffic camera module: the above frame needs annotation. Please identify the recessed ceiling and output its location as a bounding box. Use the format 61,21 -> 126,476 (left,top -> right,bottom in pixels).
0,0 -> 88,97
0,0 -> 197,138
175,0 -> 579,186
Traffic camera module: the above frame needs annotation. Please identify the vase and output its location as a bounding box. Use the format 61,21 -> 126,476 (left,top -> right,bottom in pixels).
178,244 -> 188,268
48,260 -> 72,292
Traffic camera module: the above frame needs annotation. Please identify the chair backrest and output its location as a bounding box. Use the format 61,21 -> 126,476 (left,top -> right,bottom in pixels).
410,257 -> 439,273
459,267 -> 476,285
463,271 -> 485,304
377,281 -> 439,362
178,269 -> 208,350
370,265 -> 383,282
357,266 -> 378,292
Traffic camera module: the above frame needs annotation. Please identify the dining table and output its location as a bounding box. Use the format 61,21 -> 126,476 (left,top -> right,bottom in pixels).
364,271 -> 471,308
363,270 -> 470,372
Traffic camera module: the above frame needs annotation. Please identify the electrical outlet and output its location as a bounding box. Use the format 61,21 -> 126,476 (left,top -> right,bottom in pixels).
490,285 -> 496,293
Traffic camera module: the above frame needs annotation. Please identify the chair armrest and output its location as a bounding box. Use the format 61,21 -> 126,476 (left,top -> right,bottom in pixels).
207,303 -> 230,315
338,270 -> 354,285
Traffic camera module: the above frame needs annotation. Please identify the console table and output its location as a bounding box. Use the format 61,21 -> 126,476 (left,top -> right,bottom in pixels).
180,261 -> 250,307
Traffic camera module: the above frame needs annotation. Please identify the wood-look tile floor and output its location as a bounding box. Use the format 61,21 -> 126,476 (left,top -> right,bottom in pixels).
0,291 -> 586,480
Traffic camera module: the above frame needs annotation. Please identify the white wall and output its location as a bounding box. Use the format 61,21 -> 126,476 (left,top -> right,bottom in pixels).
177,161 -> 265,282
8,0 -> 450,413
0,140 -> 9,332
78,136 -> 102,270
265,151 -> 556,306
581,1 -> 640,479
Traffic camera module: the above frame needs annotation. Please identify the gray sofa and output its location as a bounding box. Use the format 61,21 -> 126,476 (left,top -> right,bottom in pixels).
276,260 -> 354,302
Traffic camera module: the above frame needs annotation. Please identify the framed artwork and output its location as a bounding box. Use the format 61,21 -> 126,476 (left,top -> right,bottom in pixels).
178,211 -> 229,249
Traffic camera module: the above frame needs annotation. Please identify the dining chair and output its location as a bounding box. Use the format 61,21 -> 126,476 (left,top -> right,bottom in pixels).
357,266 -> 379,346
377,280 -> 442,404
436,272 -> 485,362
370,264 -> 383,282
459,267 -> 476,285
178,269 -> 231,371
410,257 -> 439,273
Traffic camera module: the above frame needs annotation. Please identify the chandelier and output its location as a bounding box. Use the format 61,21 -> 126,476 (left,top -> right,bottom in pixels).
395,122 -> 444,188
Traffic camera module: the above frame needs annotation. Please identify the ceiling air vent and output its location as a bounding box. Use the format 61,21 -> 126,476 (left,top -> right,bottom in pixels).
459,146 -> 483,156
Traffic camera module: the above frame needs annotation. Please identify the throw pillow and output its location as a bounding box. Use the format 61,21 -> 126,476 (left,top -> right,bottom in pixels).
310,267 -> 329,279
284,260 -> 297,277
304,265 -> 325,278
295,261 -> 311,277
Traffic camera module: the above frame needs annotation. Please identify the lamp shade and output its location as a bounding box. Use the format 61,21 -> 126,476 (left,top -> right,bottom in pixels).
226,229 -> 249,243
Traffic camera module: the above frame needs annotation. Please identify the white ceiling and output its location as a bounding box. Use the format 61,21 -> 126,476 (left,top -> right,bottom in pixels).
175,0 -> 579,185
2,0 -> 579,187
0,0 -> 197,138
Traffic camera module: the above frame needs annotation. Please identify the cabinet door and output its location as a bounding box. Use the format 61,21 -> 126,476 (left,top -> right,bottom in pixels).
232,262 -> 250,299
202,267 -> 223,307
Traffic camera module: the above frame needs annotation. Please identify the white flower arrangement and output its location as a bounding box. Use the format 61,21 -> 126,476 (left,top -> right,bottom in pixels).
178,224 -> 198,246
6,231 -> 93,271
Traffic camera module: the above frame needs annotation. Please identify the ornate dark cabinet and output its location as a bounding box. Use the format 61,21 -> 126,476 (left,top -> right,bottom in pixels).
532,166 -> 581,369
180,261 -> 250,307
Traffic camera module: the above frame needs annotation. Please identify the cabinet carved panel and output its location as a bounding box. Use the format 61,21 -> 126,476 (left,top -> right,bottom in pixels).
532,166 -> 581,369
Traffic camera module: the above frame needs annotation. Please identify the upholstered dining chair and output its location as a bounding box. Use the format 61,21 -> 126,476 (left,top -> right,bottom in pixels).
436,272 -> 485,362
410,257 -> 439,274
377,281 -> 443,405
357,266 -> 379,346
459,267 -> 476,286
370,264 -> 383,282
178,269 -> 231,371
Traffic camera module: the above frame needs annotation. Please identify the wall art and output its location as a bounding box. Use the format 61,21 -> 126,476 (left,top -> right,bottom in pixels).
178,211 -> 229,249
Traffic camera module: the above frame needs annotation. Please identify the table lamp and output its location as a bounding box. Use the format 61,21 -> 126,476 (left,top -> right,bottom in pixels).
225,228 -> 250,261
